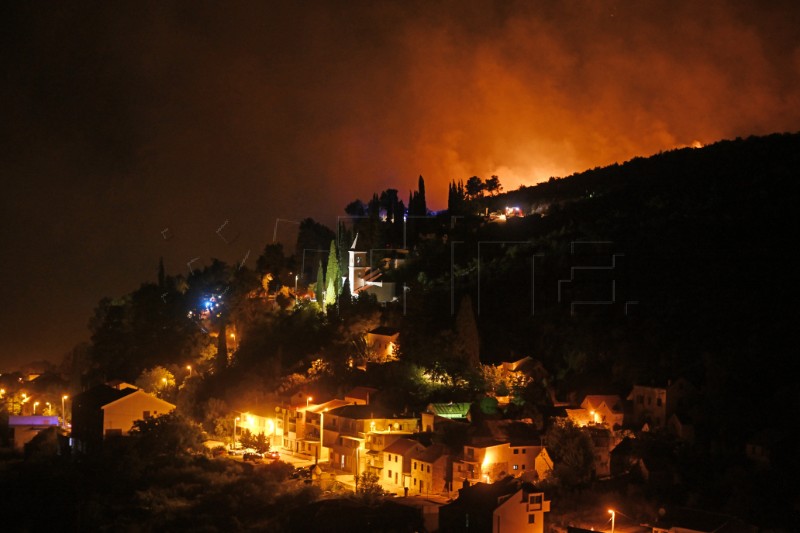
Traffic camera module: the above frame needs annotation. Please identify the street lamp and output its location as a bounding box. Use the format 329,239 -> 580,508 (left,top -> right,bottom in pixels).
233,416 -> 240,450
230,332 -> 237,351
186,365 -> 192,377
294,275 -> 299,302
307,396 -> 312,408
62,395 -> 68,427
608,509 -> 616,533
33,401 -> 40,414
46,402 -> 51,415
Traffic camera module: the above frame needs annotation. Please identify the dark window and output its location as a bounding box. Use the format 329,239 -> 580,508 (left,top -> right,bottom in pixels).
513,449 -> 519,454
522,449 -> 527,454
656,398 -> 663,407
143,411 -> 151,419
528,514 -> 536,524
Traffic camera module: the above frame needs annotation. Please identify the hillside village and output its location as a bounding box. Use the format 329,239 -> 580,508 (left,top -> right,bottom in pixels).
2,133 -> 797,532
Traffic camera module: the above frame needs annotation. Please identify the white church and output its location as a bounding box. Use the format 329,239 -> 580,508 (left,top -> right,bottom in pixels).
347,234 -> 408,303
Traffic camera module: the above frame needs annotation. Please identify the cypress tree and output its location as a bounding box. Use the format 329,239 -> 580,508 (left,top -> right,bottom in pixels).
315,260 -> 325,305
325,240 -> 339,299
417,175 -> 426,215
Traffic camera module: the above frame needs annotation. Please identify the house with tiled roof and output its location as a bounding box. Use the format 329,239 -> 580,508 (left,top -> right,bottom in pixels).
409,443 -> 451,496
365,327 -> 400,362
581,394 -> 625,429
382,437 -> 425,492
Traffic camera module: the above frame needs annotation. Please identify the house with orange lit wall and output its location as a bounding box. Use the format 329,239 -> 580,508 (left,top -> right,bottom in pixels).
365,327 -> 400,362
409,443 -> 450,496
493,489 -> 551,533
237,411 -> 282,448
581,395 -> 625,429
455,440 -> 553,485
101,389 -> 175,437
324,404 -> 418,475
382,438 -> 425,492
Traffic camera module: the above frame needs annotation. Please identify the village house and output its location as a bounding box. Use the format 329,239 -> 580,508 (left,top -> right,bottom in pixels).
628,378 -> 696,430
321,404 -> 418,475
382,437 -> 425,492
439,476 -> 551,533
409,443 -> 450,496
581,394 -> 625,428
71,383 -> 175,454
454,439 -> 553,485
365,328 -> 400,363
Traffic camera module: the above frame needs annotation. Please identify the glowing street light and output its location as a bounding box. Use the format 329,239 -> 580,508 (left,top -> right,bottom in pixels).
46,402 -> 51,415
230,332 -> 237,351
608,509 -> 616,533
233,416 -> 240,450
33,401 -> 40,414
294,275 -> 299,302
62,395 -> 68,427
307,396 -> 312,408
186,365 -> 192,377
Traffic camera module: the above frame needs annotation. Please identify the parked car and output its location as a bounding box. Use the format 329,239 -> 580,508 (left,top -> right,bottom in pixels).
265,450 -> 280,460
243,452 -> 263,462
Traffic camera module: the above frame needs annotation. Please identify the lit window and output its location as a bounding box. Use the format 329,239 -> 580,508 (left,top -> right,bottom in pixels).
513,465 -> 519,470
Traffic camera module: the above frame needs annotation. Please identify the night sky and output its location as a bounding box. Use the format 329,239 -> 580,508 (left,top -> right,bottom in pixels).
2,1 -> 799,370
